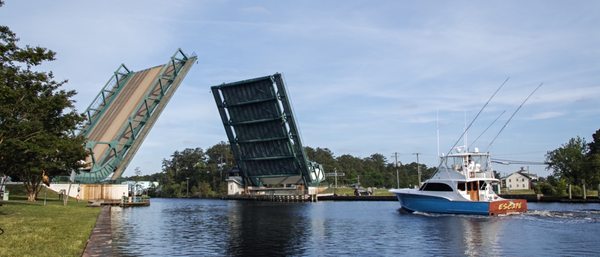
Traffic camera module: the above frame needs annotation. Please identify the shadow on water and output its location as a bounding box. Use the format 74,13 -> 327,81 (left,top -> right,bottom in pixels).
111,199 -> 311,257
226,201 -> 309,257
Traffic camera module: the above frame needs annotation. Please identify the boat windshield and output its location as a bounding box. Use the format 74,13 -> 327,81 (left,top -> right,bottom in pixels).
419,182 -> 453,191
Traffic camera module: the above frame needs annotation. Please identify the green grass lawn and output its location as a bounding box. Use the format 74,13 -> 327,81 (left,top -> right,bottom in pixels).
500,188 -> 599,197
0,184 -> 101,257
500,189 -> 536,195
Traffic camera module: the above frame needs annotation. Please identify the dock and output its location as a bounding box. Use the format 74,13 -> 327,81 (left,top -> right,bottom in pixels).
223,194 -> 315,202
87,199 -> 150,207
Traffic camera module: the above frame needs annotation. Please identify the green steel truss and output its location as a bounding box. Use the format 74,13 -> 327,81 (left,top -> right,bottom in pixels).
79,64 -> 132,137
76,49 -> 197,183
211,73 -> 325,187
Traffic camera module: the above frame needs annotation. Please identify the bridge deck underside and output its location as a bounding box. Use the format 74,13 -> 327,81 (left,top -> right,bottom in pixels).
86,66 -> 162,166
212,74 -> 312,186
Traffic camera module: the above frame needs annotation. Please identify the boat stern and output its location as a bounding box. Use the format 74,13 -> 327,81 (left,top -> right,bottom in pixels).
489,199 -> 527,215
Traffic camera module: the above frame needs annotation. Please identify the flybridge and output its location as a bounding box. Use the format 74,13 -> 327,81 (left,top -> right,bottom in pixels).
75,49 -> 196,183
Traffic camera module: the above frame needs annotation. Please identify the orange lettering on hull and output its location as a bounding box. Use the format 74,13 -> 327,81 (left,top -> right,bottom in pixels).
489,199 -> 527,215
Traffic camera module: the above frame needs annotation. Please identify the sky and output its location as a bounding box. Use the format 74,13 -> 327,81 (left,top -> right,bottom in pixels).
1,0 -> 599,178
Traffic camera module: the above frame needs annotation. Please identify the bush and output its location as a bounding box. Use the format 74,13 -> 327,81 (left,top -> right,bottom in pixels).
535,182 -> 556,195
547,177 -> 568,196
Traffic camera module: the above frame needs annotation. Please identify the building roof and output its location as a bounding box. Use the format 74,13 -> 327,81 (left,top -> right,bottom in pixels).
503,170 -> 538,181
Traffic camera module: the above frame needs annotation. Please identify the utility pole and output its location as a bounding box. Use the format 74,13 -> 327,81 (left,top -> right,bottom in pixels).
394,152 -> 400,189
334,168 -> 338,190
325,170 -> 344,195
413,153 -> 421,186
186,177 -> 190,198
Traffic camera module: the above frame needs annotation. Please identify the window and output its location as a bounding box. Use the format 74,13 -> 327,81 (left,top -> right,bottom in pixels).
523,184 -> 526,188
522,178 -> 525,182
509,185 -> 512,188
458,183 -> 466,191
480,182 -> 487,190
421,183 -> 453,191
509,179 -> 511,182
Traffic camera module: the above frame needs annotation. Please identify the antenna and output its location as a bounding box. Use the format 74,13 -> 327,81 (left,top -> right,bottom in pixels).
469,110 -> 506,148
436,110 -> 440,158
487,82 -> 543,150
464,111 -> 468,151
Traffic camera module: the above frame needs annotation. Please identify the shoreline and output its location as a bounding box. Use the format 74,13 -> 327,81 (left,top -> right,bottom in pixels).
218,194 -> 600,203
82,206 -> 112,257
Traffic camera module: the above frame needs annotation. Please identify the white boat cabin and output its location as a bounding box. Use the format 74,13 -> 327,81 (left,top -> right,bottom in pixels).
419,149 -> 501,202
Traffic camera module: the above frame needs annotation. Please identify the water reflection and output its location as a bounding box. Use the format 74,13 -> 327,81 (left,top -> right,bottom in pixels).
111,199 -> 600,256
402,214 -> 503,256
226,201 -> 310,256
112,199 -> 313,256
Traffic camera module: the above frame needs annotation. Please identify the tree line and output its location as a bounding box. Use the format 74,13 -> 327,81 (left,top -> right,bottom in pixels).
128,144 -> 437,198
539,129 -> 600,196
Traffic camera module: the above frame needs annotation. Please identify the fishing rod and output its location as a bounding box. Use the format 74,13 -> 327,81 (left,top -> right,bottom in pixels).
442,77 -> 510,160
435,77 -> 510,179
486,82 -> 543,151
469,110 -> 506,149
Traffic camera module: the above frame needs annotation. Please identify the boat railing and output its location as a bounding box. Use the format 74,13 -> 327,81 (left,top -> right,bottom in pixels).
469,171 -> 494,179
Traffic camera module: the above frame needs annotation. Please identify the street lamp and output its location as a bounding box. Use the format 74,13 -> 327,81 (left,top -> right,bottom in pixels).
186,177 -> 190,198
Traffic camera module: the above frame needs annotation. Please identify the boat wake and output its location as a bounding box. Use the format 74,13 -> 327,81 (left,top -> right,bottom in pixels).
406,210 -> 490,219
398,208 -> 600,223
523,209 -> 600,223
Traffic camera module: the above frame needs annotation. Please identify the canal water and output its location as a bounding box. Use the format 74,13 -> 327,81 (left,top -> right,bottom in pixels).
111,199 -> 600,256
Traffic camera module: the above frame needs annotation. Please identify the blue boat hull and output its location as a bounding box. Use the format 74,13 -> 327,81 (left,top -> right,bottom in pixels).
394,192 -> 490,215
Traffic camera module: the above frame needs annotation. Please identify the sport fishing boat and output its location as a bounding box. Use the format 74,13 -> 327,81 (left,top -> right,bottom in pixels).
389,148 -> 527,215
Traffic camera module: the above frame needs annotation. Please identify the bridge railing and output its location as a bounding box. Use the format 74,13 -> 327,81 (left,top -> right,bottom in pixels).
78,64 -> 132,137
76,49 -> 196,183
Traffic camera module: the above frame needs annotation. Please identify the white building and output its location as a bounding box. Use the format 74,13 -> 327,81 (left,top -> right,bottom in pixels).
503,167 -> 538,191
226,176 -> 244,195
121,181 -> 158,195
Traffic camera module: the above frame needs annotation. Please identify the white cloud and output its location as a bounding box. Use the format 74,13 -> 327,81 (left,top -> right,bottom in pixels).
2,1 -> 599,178
527,111 -> 566,120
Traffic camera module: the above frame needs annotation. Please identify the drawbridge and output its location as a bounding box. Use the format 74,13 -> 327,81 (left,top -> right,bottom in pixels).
75,49 -> 196,183
211,73 -> 325,189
